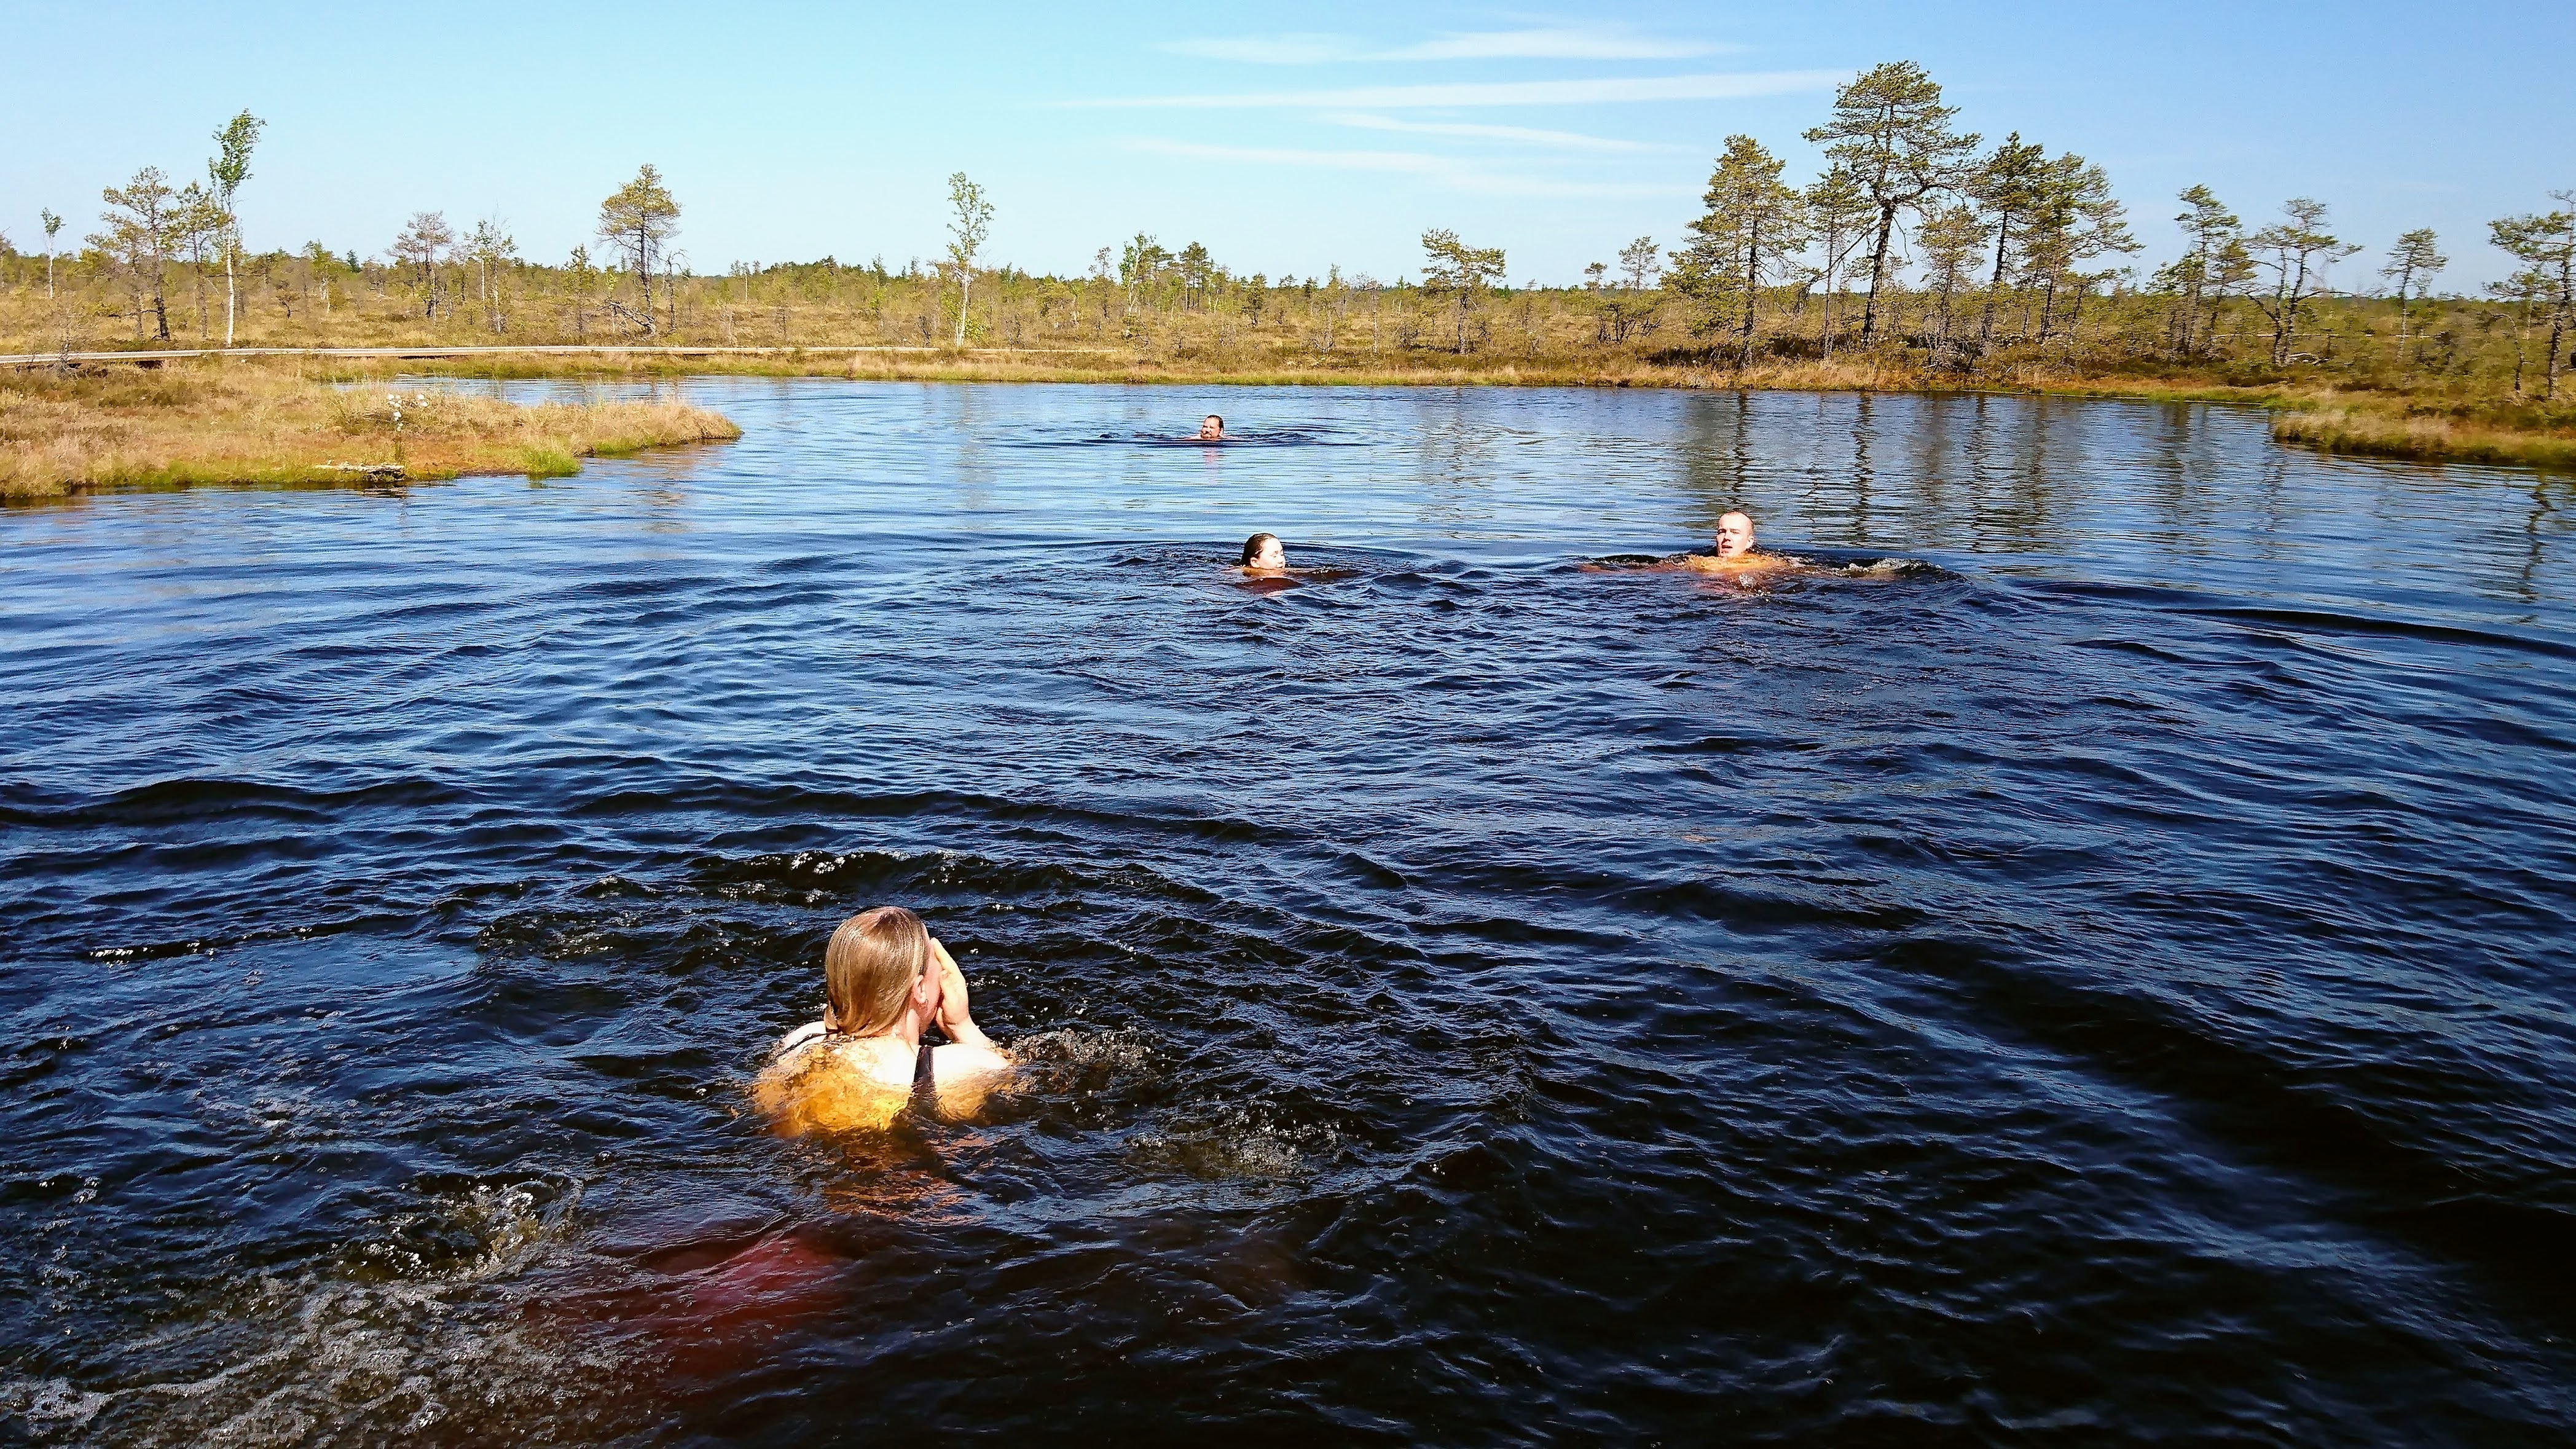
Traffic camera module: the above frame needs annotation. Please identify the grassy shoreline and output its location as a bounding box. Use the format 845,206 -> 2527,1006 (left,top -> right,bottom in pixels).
0,359 -> 742,500
6,350 -> 2569,498
383,345 -> 2576,471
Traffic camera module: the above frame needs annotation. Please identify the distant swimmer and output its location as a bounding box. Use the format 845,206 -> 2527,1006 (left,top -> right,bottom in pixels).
755,906 -> 1013,1135
1198,414 -> 1227,441
1679,510 -> 1793,578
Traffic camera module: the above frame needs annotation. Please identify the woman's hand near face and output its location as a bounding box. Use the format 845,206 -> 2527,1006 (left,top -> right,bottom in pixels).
929,937 -> 994,1049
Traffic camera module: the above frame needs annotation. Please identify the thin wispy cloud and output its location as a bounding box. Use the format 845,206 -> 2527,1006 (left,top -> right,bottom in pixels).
1159,26 -> 1735,65
1163,32 -> 1363,65
1322,112 -> 1683,153
1128,138 -> 1453,176
1384,28 -> 1735,61
1067,70 -> 1845,110
1123,138 -> 1694,199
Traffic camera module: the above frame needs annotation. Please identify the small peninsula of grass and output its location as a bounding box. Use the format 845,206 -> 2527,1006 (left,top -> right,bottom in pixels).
0,359 -> 742,500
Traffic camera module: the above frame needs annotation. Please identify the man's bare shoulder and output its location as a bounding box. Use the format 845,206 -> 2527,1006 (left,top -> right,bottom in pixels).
1686,551 -> 1794,575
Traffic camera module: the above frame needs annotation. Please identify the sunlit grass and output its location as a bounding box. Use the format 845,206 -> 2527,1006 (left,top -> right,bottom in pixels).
0,359 -> 741,499
2272,404 -> 2576,471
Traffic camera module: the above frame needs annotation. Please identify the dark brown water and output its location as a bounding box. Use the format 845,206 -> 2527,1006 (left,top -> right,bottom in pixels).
4,382 -> 2572,1445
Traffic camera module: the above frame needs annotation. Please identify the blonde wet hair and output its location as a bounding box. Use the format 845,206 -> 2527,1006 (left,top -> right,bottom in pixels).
823,905 -> 932,1037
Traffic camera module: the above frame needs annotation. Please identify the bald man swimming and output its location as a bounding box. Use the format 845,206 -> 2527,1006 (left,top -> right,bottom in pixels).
1679,510 -> 1791,578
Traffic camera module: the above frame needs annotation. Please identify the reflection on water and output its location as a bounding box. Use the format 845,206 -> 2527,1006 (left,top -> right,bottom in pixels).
4,382 -> 2574,1444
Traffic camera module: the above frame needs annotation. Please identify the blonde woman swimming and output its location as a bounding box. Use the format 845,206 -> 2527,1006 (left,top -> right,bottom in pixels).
756,906 -> 1014,1135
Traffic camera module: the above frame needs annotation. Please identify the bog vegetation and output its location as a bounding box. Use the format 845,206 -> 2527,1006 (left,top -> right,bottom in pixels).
0,365 -> 740,500
7,66 -> 2574,466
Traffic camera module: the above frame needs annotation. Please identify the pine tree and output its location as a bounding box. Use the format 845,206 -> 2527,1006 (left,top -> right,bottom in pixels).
391,211 -> 454,318
598,165 -> 680,336
1913,204 -> 1987,356
1804,167 -> 1872,358
2168,186 -> 2241,356
2489,196 -> 2575,399
2020,154 -> 2135,342
1668,135 -> 1807,368
2378,229 -> 2446,372
1802,61 -> 1980,347
91,167 -> 178,341
2248,198 -> 2360,366
1418,229 -> 1506,354
1969,133 -> 2049,347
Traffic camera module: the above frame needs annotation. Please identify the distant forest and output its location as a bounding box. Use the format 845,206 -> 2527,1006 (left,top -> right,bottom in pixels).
7,64 -> 2572,400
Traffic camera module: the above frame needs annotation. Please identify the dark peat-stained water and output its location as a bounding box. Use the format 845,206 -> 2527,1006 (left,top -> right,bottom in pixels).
4,381 -> 2572,1445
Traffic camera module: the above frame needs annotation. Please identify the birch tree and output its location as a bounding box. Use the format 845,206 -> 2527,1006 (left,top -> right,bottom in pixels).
943,172 -> 992,345
207,110 -> 264,347
1803,61 -> 1979,347
302,240 -> 339,317
41,208 -> 63,300
464,216 -> 519,333
1118,234 -> 1169,308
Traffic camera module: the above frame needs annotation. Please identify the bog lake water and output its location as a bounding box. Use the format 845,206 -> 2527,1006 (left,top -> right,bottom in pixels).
3,380 -> 2572,1445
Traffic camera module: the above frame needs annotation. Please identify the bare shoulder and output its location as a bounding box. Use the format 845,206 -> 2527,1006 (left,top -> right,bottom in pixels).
755,1045 -> 909,1136
934,1040 -> 1015,1080
929,1041 -> 1015,1120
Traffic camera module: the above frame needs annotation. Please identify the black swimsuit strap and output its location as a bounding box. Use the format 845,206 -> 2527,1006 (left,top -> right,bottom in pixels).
911,1039 -> 939,1118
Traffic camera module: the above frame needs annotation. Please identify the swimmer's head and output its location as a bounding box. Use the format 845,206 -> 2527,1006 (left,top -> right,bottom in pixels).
1714,511 -> 1756,559
822,905 -> 937,1037
1240,532 -> 1285,570
1198,415 -> 1225,441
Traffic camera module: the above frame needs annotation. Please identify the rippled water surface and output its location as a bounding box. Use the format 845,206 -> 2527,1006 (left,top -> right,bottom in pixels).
6,382 -> 2574,1445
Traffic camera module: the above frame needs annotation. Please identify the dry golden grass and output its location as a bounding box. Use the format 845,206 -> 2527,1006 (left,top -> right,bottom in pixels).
0,360 -> 742,500
10,346 -> 2570,493
399,347 -> 2576,471
2271,404 -> 2576,471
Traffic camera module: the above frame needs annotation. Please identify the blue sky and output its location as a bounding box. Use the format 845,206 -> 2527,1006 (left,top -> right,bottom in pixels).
3,1 -> 2566,291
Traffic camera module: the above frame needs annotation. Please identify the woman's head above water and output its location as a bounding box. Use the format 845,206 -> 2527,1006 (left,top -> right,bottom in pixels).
1240,532 -> 1286,570
823,905 -> 938,1037
761,905 -> 1011,1134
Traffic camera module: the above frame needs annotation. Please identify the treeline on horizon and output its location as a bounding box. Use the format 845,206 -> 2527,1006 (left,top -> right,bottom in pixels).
7,64 -> 2573,402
